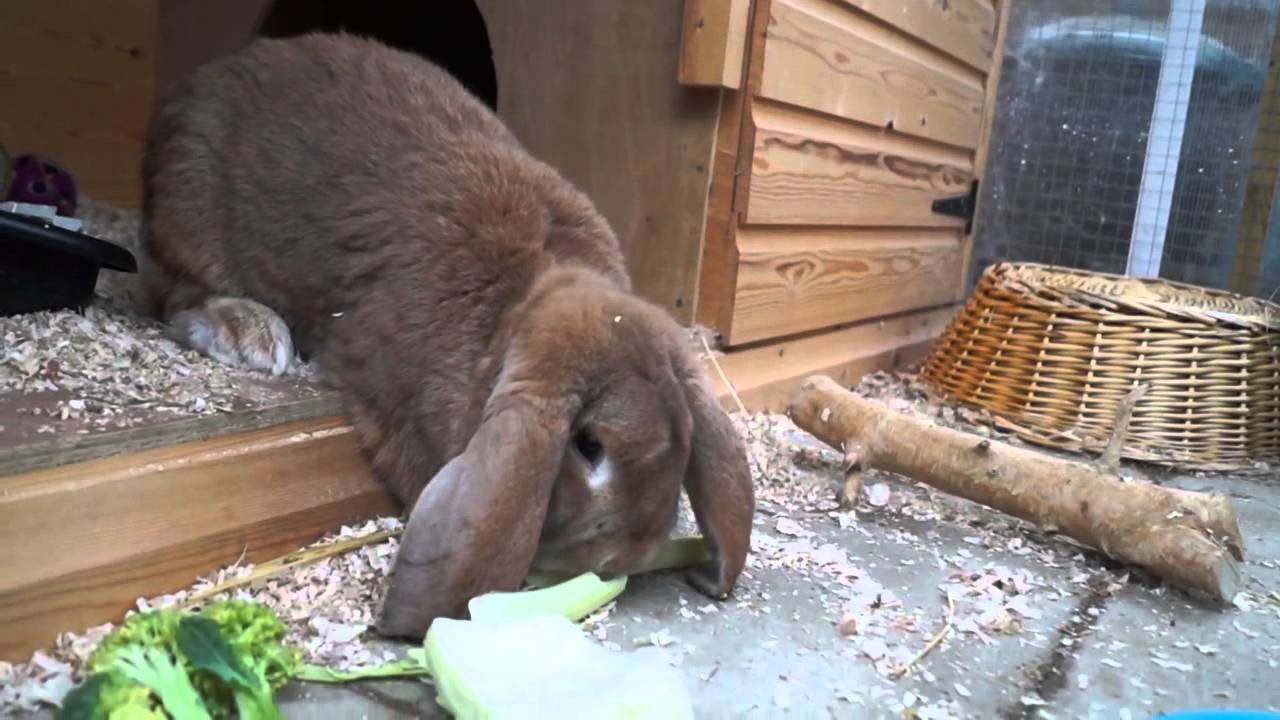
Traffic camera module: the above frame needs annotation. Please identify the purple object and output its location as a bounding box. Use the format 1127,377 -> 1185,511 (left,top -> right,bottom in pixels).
5,154 -> 78,216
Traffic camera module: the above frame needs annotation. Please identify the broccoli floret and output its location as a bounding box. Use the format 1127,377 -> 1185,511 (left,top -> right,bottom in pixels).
99,677 -> 168,720
69,601 -> 298,720
57,670 -> 166,720
199,600 -> 298,690
87,611 -> 183,676
109,647 -> 210,720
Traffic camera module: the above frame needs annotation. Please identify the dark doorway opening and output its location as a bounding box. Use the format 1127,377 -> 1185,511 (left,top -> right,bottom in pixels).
258,0 -> 499,110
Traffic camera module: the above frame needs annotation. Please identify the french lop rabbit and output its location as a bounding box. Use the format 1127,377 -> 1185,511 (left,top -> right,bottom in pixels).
137,32 -> 755,638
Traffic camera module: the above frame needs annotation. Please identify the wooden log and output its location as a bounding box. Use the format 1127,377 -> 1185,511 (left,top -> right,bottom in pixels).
786,375 -> 1246,603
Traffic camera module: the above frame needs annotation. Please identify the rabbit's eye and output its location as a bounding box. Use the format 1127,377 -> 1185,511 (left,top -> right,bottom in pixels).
573,429 -> 604,465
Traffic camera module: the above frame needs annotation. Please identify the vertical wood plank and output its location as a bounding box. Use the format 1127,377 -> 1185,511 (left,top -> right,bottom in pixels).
679,0 -> 751,88
1230,17 -> 1280,295
695,0 -> 775,334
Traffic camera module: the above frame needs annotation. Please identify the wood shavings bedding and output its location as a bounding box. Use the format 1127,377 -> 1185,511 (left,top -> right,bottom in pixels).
0,198 -> 325,446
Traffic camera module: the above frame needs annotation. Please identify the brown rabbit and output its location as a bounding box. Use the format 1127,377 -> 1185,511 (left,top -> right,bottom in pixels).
137,32 -> 755,638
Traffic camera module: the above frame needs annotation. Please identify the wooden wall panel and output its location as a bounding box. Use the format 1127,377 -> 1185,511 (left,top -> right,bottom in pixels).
0,0 -> 157,209
729,227 -> 963,343
478,0 -> 722,324
834,0 -> 995,72
759,0 -> 986,150
746,99 -> 973,227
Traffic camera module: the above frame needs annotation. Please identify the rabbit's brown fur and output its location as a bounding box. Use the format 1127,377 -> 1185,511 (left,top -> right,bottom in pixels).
138,32 -> 755,637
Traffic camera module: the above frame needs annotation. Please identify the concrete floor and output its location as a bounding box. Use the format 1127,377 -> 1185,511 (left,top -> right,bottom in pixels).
274,442 -> 1280,719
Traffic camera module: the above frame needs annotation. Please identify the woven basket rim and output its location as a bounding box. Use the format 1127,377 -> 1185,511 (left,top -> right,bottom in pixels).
984,262 -> 1280,332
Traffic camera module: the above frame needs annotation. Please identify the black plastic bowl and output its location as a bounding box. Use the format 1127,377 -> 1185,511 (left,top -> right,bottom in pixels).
0,208 -> 137,317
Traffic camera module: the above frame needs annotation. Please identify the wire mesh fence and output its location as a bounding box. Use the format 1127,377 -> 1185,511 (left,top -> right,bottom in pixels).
971,0 -> 1280,301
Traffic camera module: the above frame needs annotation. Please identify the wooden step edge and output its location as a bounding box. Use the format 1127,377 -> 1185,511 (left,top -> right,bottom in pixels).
0,416 -> 397,662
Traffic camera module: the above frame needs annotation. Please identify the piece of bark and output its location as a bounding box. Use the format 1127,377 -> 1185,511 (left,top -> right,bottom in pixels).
787,375 -> 1246,604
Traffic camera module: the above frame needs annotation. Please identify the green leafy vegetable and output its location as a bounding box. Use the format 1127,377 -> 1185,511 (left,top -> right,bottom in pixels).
196,600 -> 298,695
108,647 -> 211,720
58,672 -> 166,720
56,536 -> 715,718
467,572 -> 626,624
175,616 -> 279,720
60,600 -> 297,720
87,612 -> 183,676
425,615 -> 695,719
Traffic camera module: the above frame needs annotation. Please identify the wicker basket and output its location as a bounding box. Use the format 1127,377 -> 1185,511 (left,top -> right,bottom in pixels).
920,262 -> 1280,471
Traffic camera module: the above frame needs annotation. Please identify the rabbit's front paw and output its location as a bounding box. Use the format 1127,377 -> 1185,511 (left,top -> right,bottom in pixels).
168,296 -> 297,375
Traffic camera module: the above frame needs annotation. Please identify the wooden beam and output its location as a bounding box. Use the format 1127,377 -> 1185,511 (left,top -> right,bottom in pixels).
702,305 -> 957,412
678,0 -> 751,89
0,417 -> 396,661
1126,0 -> 1208,279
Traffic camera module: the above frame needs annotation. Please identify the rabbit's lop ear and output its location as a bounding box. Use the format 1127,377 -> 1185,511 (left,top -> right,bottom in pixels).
376,393 -> 572,639
675,354 -> 756,599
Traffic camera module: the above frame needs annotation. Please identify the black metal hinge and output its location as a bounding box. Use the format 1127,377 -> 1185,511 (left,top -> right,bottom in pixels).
931,179 -> 980,234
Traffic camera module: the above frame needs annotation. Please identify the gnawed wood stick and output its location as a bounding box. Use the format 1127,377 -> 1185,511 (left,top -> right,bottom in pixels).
1098,384 -> 1150,472
787,375 -> 1246,603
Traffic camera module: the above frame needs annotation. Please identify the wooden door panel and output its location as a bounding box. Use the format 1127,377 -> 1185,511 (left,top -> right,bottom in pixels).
695,0 -> 1006,347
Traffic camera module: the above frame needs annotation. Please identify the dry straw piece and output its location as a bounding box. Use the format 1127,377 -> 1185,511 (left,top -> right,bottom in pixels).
920,262 -> 1280,471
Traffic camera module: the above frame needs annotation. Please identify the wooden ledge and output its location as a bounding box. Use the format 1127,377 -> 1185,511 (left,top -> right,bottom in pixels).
0,416 -> 396,661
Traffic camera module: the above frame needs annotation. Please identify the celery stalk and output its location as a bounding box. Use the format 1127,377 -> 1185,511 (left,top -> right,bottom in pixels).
467,572 -> 626,624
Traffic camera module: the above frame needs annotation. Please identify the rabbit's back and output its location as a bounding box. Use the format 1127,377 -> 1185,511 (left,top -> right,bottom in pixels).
142,32 -> 626,356
142,32 -> 632,495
